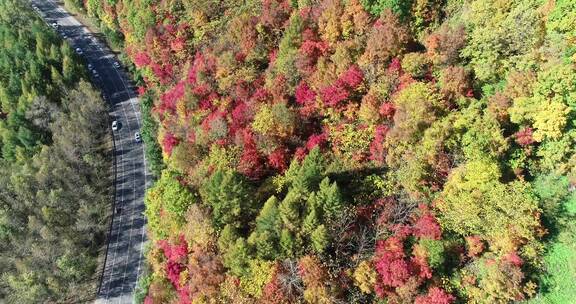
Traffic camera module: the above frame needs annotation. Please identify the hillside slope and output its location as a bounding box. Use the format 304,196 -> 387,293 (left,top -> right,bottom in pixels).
65,0 -> 576,303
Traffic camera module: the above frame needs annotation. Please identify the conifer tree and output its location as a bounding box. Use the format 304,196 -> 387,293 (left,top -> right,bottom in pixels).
290,147 -> 325,193
311,224 -> 329,253
201,169 -> 252,230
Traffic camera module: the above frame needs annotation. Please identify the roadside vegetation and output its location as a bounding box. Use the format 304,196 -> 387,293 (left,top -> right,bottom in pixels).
0,0 -> 111,302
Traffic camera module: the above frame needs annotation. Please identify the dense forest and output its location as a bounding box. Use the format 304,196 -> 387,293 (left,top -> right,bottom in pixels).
44,0 -> 576,303
0,0 -> 111,302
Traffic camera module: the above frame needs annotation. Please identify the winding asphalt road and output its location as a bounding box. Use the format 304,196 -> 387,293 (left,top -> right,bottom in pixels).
31,1 -> 150,303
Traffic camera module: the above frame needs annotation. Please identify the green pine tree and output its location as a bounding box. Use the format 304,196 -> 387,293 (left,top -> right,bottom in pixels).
316,177 -> 344,221
201,169 -> 252,230
311,224 -> 329,253
302,205 -> 319,235
279,189 -> 303,230
223,237 -> 252,277
280,228 -> 296,257
255,196 -> 281,232
218,224 -> 240,254
291,147 -> 325,193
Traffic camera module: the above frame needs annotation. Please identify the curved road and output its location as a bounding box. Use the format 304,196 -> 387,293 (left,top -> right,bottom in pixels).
31,1 -> 150,303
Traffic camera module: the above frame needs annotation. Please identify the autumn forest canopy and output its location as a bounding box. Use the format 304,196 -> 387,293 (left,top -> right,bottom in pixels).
2,0 -> 576,303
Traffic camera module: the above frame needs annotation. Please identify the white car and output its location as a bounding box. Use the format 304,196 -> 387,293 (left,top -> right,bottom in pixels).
134,132 -> 141,143
92,70 -> 100,78
113,61 -> 120,68
75,47 -> 83,55
111,120 -> 118,131
87,63 -> 93,70
62,34 -> 68,39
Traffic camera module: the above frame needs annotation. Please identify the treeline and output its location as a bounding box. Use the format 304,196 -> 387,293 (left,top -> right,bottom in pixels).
67,0 -> 576,303
0,0 -> 110,302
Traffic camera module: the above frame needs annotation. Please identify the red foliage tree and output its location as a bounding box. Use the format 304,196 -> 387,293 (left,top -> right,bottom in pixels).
413,212 -> 442,240
294,147 -> 308,161
260,263 -> 290,304
320,85 -> 349,106
320,65 -> 364,107
251,86 -> 270,103
158,236 -> 189,288
134,52 -> 151,67
192,83 -> 212,97
234,80 -> 251,101
415,287 -> 456,304
373,203 -> 446,301
162,133 -> 180,156
159,236 -> 188,263
380,102 -> 396,119
238,130 -> 266,180
338,65 -> 364,88
300,39 -> 329,59
186,51 -> 216,86
269,49 -> 279,64
295,81 -> 318,116
144,296 -> 153,304
171,36 -> 185,52
504,252 -> 524,267
305,132 -> 328,151
151,62 -> 173,84
369,125 -> 389,163
374,236 -> 411,289
295,82 -> 317,105
297,28 -> 329,76
165,260 -> 185,288
198,92 -> 219,111
260,0 -> 292,29
159,81 -> 186,114
230,101 -> 251,136
187,53 -> 202,85
514,127 -> 535,146
268,147 -> 290,172
201,110 -> 226,133
388,57 -> 402,73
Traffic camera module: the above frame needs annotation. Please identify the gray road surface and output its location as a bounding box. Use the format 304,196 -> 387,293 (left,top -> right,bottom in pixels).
31,1 -> 150,303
